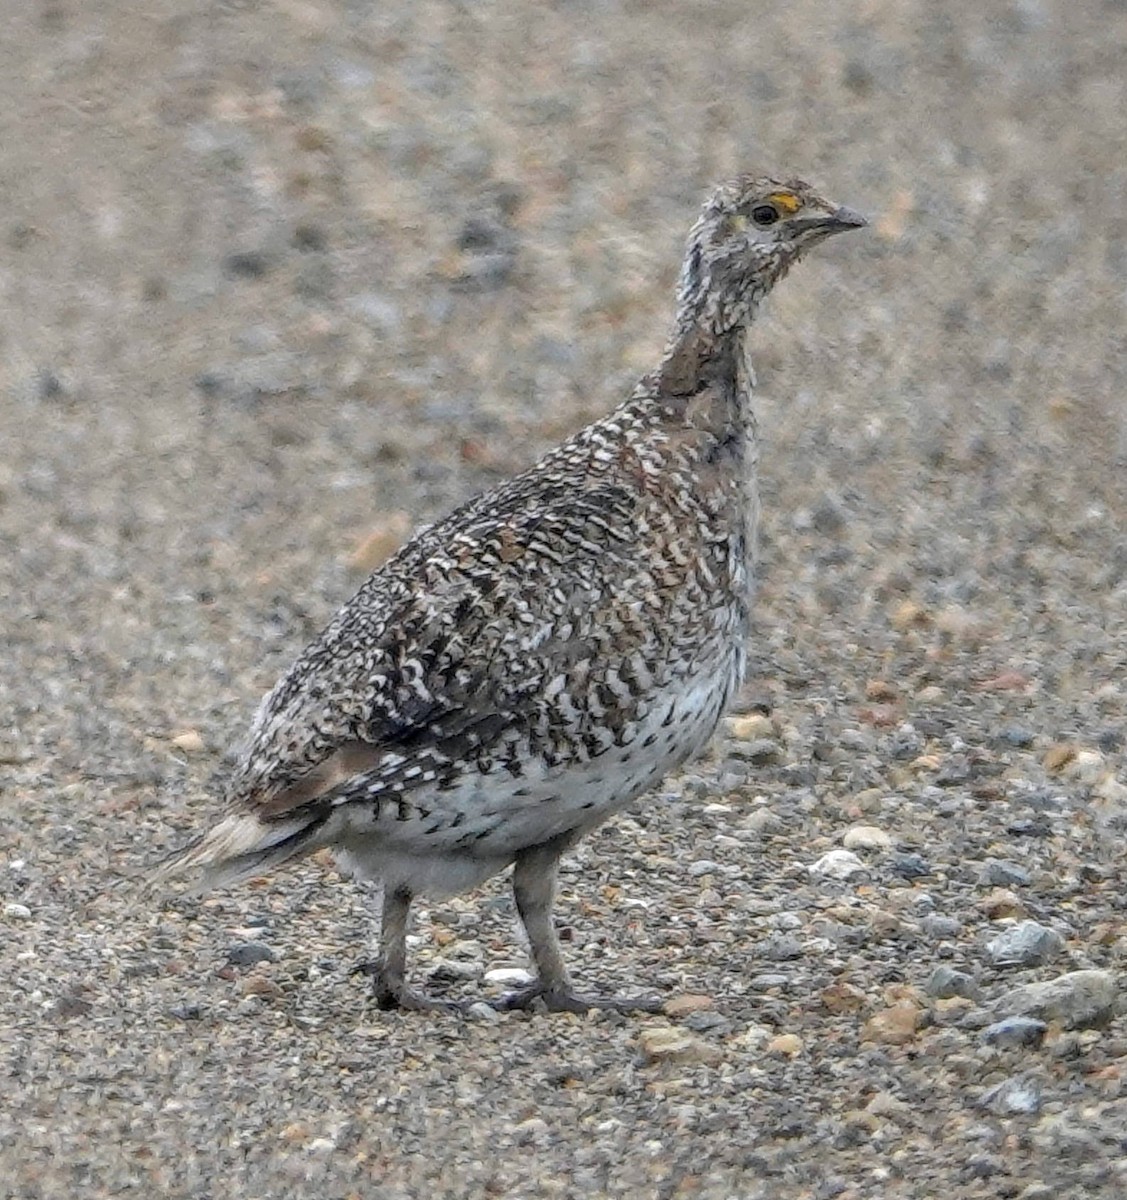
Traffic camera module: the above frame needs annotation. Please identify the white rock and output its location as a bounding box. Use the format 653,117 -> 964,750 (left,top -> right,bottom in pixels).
731,1024 -> 774,1051
3,903 -> 31,920
1095,774 -> 1127,805
1068,749 -> 1107,785
743,807 -> 780,834
170,729 -> 206,753
842,825 -> 892,851
483,967 -> 535,987
809,850 -> 866,879
726,714 -> 774,740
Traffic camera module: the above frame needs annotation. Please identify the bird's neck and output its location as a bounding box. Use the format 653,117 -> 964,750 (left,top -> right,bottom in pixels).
649,300 -> 757,432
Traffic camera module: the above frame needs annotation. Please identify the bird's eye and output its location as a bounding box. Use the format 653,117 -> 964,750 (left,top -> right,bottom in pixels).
751,204 -> 780,227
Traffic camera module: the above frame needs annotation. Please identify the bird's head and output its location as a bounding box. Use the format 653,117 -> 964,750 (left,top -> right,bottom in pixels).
676,174 -> 867,336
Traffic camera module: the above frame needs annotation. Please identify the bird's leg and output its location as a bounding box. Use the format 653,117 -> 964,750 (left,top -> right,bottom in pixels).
353,885 -> 462,1013
495,840 -> 662,1014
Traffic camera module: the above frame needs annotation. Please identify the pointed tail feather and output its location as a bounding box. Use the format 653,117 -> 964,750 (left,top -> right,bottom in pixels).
146,811 -> 330,895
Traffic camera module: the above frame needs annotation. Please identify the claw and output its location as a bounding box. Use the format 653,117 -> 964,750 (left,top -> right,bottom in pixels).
353,959 -> 467,1013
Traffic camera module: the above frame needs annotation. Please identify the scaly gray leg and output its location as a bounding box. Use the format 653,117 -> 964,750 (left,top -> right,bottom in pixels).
496,839 -> 662,1014
353,885 -> 463,1012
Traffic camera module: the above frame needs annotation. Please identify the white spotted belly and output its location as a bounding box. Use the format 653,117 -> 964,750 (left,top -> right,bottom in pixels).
325,659 -> 740,899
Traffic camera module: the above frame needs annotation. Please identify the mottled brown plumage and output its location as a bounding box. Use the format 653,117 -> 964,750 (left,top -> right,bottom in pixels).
152,174 -> 866,1012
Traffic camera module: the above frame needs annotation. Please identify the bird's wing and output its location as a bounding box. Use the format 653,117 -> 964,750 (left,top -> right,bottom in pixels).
228,466 -> 697,822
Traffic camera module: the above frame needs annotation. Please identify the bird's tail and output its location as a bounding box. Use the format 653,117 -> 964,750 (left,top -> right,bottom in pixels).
146,810 -> 329,895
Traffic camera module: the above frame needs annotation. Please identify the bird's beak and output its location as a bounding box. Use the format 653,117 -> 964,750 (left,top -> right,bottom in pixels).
791,205 -> 868,238
825,205 -> 868,232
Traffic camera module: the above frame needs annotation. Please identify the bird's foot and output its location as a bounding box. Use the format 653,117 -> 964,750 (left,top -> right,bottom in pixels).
351,960 -> 466,1014
493,981 -> 663,1015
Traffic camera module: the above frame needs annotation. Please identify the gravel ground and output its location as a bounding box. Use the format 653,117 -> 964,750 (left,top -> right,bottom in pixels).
2,2 -> 1126,1197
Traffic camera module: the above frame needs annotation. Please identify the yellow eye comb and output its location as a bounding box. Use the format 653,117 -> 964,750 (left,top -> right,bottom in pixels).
767,191 -> 801,214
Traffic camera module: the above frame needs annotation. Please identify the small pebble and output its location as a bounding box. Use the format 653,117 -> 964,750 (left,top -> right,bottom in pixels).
986,921 -> 1063,968
638,1026 -> 722,1066
956,1007 -> 996,1031
979,888 -> 1027,919
1094,774 -> 1127,805
663,993 -> 714,1019
861,1002 -> 920,1046
982,1016 -> 1048,1049
842,825 -> 892,851
239,975 -> 282,999
979,1075 -> 1041,1115
428,958 -> 481,982
725,714 -> 774,740
757,932 -> 803,961
866,1090 -> 912,1120
820,982 -> 867,1014
1067,749 -> 1106,784
3,903 -> 32,921
890,853 -> 931,879
170,730 -> 205,753
921,914 -> 962,939
732,738 -> 783,765
483,967 -> 535,987
226,942 -> 277,967
683,1011 -> 732,1035
766,1033 -> 803,1057
995,970 -> 1117,1030
687,859 -> 722,878
748,973 -> 791,991
1006,816 -> 1052,837
978,858 -> 1032,887
808,849 -> 865,879
925,966 -> 981,1000
999,726 -> 1035,748
731,1025 -> 774,1052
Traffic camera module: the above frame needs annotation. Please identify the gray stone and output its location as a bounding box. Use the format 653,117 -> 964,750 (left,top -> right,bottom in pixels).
979,1075 -> 1042,1115
986,921 -> 1063,968
995,970 -> 1117,1030
732,738 -> 783,765
226,941 -> 277,967
748,973 -> 791,991
921,914 -> 962,939
925,965 -> 981,1000
890,852 -> 931,879
999,726 -> 1035,748
757,932 -> 804,961
428,958 -> 481,982
684,1010 -> 733,1035
687,859 -> 722,878
979,858 -> 1032,887
982,1016 -> 1048,1049
958,1007 -> 996,1031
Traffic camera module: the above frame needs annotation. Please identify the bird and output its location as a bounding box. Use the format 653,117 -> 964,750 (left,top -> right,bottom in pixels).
151,173 -> 867,1014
